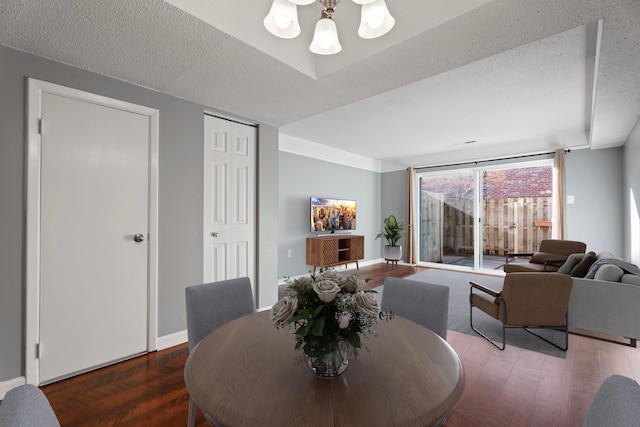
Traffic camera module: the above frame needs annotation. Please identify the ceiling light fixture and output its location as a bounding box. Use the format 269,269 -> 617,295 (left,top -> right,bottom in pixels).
264,0 -> 395,55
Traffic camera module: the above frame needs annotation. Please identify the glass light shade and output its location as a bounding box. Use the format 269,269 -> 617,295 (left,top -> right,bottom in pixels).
289,0 -> 316,4
358,0 -> 395,39
352,0 -> 376,4
263,0 -> 301,39
309,18 -> 342,55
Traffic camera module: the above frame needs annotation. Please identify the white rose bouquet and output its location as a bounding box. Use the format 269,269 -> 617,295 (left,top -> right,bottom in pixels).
271,269 -> 389,364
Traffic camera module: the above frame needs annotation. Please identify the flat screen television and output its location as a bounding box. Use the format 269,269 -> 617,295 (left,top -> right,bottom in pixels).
310,197 -> 356,232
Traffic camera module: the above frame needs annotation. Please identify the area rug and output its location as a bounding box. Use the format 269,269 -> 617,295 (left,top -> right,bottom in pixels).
375,269 -> 567,358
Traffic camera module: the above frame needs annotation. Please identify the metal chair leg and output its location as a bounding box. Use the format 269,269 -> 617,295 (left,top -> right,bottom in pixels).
469,290 -> 506,350
188,396 -> 196,427
522,314 -> 570,351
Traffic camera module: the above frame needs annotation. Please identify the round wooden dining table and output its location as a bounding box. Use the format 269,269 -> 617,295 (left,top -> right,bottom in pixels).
184,310 -> 465,427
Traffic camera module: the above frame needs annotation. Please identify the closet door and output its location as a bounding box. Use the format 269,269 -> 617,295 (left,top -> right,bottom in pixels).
203,115 -> 256,286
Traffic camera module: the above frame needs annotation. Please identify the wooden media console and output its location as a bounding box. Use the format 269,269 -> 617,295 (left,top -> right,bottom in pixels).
306,235 -> 364,274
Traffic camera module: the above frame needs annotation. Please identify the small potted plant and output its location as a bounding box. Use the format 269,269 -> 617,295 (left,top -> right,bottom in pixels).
376,214 -> 406,261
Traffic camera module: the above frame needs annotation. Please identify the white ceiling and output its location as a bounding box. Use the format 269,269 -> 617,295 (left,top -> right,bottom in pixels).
2,0 -> 640,170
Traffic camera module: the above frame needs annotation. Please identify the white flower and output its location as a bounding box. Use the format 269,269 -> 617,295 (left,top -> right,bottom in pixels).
338,311 -> 352,329
270,296 -> 298,327
341,275 -> 359,293
317,269 -> 345,285
355,291 -> 380,317
313,279 -> 341,303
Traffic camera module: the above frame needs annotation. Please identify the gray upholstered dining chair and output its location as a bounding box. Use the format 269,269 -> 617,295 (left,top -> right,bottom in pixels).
185,277 -> 255,427
380,277 -> 450,340
582,375 -> 640,426
0,384 -> 60,427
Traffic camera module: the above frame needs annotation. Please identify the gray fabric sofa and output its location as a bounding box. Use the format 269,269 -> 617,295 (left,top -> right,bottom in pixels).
583,375 -> 640,426
569,276 -> 640,345
564,252 -> 640,345
0,384 -> 60,427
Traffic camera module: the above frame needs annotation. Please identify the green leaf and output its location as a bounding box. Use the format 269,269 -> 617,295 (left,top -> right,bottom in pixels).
353,333 -> 361,348
297,321 -> 313,336
289,313 -> 310,323
311,318 -> 325,336
312,304 -> 325,317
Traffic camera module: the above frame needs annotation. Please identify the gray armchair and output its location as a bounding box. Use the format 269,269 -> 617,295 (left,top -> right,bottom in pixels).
0,384 -> 60,427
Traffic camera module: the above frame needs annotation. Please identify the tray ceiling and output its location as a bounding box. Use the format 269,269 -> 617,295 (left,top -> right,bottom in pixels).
1,0 -> 639,169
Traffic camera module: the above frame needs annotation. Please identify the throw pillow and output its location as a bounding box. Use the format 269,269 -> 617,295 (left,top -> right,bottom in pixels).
570,251 -> 597,277
557,253 -> 585,274
593,264 -> 625,282
621,274 -> 640,287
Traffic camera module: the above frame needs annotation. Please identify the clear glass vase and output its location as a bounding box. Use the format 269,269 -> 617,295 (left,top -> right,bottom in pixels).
307,347 -> 349,378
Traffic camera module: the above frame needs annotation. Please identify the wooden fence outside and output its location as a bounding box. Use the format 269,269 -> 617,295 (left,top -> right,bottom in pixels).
484,197 -> 553,255
421,193 -> 553,262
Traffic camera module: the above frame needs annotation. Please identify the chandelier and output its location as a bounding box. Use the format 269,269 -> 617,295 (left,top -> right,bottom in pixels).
263,0 -> 395,55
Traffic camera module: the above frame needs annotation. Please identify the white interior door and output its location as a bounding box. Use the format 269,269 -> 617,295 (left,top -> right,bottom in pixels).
27,80 -> 158,384
203,115 -> 256,285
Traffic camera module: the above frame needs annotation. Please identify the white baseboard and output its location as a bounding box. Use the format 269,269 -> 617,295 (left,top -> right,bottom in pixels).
361,258 -> 385,267
0,376 -> 26,400
156,330 -> 187,351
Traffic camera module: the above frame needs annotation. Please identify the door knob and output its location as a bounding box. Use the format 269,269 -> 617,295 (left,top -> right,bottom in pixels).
211,232 -> 218,237
133,233 -> 145,243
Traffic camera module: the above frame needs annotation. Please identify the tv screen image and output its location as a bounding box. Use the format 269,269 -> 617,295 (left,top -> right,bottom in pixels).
310,197 -> 356,232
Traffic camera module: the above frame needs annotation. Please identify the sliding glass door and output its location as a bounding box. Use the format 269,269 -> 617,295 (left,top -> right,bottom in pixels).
417,160 -> 554,271
420,171 -> 476,267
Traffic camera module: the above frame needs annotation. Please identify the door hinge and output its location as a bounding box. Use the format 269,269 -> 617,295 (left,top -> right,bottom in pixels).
38,118 -> 43,135
36,342 -> 40,359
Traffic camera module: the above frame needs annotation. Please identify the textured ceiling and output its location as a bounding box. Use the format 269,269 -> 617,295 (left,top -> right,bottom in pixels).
1,0 -> 639,170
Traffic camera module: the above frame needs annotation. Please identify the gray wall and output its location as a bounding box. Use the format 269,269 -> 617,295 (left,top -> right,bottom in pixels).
0,45 -> 279,382
275,147 -> 628,276
278,152 -> 381,278
381,169 -> 409,248
1,43 -> 633,384
565,147 -> 624,255
378,148 -> 626,263
624,118 -> 640,264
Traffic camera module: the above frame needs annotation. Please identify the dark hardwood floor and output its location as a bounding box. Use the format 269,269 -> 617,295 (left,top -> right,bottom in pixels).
38,263 -> 640,426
